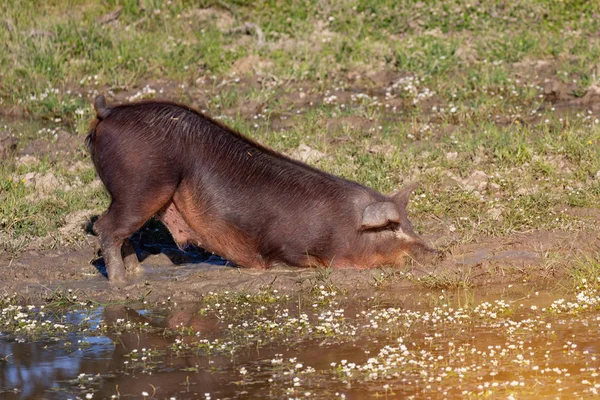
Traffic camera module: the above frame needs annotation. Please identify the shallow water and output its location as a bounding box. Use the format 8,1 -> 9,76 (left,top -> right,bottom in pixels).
2,283 -> 600,399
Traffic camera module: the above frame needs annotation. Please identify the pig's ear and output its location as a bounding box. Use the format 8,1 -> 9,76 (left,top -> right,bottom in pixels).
360,202 -> 401,230
392,182 -> 420,211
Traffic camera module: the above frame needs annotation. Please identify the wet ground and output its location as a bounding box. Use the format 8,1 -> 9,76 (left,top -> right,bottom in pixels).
2,222 -> 599,304
2,282 -> 600,399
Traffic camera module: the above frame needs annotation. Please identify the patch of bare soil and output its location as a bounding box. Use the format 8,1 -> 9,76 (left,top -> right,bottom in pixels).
0,104 -> 26,118
104,79 -> 191,105
270,114 -> 298,131
418,229 -> 600,286
509,58 -> 600,116
288,144 -> 327,163
1,227 -> 599,304
230,55 -> 274,76
230,98 -> 264,120
511,58 -> 556,81
531,81 -> 600,123
2,126 -> 83,162
561,206 -> 600,219
181,7 -> 235,30
542,79 -> 577,103
278,90 -> 321,111
325,115 -> 375,133
555,84 -> 600,112
0,129 -> 18,159
72,68 -> 437,136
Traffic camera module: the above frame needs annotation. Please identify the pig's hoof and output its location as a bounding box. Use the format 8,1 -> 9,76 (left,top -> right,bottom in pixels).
124,263 -> 142,276
123,255 -> 141,275
108,274 -> 128,287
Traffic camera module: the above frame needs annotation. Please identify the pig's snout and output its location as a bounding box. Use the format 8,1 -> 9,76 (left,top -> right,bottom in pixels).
410,241 -> 445,265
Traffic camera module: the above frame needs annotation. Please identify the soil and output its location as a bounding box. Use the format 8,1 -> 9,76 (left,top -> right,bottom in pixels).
1,226 -> 598,304
0,130 -> 18,159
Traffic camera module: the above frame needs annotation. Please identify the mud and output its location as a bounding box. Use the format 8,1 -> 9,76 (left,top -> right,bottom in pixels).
0,243 -> 408,303
1,226 -> 599,304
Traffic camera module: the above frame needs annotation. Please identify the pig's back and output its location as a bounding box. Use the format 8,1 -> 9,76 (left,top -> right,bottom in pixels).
98,101 -> 379,226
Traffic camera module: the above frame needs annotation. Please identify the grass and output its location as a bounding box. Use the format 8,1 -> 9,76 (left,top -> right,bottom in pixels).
568,255 -> 600,291
414,267 -> 475,290
3,0 -> 600,380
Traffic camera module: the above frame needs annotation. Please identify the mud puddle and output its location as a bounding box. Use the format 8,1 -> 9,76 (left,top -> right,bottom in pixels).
2,282 -> 600,399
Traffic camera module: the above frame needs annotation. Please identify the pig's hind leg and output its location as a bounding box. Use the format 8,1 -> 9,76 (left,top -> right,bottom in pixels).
121,238 -> 140,274
95,187 -> 176,284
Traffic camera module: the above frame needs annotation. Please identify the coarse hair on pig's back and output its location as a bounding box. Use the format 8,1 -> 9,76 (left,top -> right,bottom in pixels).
86,95 -> 371,200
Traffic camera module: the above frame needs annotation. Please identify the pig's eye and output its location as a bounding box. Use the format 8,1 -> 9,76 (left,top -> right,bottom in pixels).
386,222 -> 400,230
363,222 -> 399,233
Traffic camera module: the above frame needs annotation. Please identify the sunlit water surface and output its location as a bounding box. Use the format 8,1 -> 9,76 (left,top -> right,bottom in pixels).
2,284 -> 600,399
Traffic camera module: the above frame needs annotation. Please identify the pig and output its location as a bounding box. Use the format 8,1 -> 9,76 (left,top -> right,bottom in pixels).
87,95 -> 437,284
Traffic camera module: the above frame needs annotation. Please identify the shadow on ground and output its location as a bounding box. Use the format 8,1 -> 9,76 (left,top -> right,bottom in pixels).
87,217 -> 233,278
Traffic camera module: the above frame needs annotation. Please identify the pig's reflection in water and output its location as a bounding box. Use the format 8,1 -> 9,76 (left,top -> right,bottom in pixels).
101,305 -> 231,399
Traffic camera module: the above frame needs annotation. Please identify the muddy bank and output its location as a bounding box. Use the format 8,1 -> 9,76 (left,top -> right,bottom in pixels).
1,228 -> 598,304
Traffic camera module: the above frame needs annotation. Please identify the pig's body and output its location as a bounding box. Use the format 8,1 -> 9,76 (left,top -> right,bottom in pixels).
87,96 -> 434,283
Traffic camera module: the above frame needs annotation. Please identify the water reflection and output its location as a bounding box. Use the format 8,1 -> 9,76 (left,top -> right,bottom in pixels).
0,305 -> 231,399
2,286 -> 600,399
0,336 -> 113,399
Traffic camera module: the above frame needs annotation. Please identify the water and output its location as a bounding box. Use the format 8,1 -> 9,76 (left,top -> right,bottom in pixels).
2,284 -> 600,399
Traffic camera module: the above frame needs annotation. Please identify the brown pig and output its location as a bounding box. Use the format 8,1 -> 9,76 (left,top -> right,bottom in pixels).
87,95 -> 437,284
